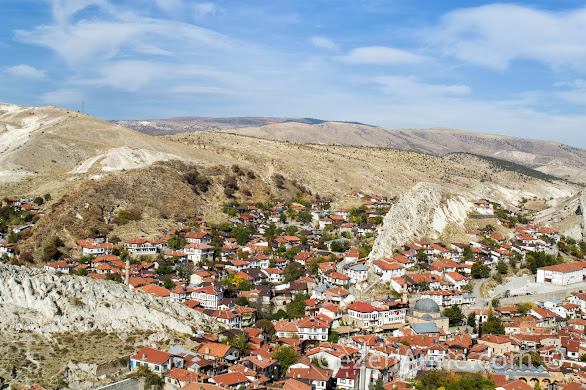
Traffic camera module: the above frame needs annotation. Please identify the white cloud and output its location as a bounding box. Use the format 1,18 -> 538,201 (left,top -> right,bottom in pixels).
166,85 -> 239,95
51,0 -> 106,25
336,46 -> 426,65
4,64 -> 47,79
194,2 -> 216,18
372,75 -> 471,99
554,79 -> 586,106
155,0 -> 182,13
428,4 -> 586,71
15,12 -> 233,68
41,88 -> 83,105
311,37 -> 337,50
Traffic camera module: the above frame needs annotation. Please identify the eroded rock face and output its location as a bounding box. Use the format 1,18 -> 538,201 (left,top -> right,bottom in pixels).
0,264 -> 213,334
368,182 -> 473,261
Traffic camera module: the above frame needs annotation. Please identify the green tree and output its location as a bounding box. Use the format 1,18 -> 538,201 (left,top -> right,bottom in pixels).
443,305 -> 464,326
471,261 -> 490,279
467,312 -> 477,327
328,330 -> 339,343
286,292 -> 310,319
416,248 -> 428,263
515,350 -> 543,367
516,302 -> 533,316
311,357 -> 329,369
162,277 -> 176,290
42,235 -> 65,262
135,365 -> 163,390
105,273 -> 123,283
330,240 -> 349,253
298,210 -> 313,224
482,309 -> 505,335
273,346 -> 298,376
235,296 -> 250,306
286,225 -> 298,236
227,333 -> 250,355
373,378 -> 384,390
496,260 -> 508,275
462,245 -> 474,260
283,262 -> 305,283
359,244 -> 372,258
271,309 -> 288,321
232,226 -> 251,246
415,369 -> 495,390
264,223 -> 277,241
255,319 -> 275,337
491,297 -> 500,308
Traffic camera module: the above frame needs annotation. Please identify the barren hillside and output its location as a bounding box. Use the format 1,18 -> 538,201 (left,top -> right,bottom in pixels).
1,103 -> 582,259
0,103 -> 233,194
220,122 -> 586,183
167,132 -> 576,202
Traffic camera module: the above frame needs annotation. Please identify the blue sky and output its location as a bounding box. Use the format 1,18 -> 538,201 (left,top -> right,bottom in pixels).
1,1 -> 586,147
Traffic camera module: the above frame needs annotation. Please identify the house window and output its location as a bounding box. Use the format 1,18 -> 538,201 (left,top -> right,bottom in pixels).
155,365 -> 160,371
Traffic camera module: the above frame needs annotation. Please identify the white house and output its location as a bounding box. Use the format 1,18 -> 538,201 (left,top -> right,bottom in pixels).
130,347 -> 183,374
297,316 -> 329,341
193,285 -> 224,309
536,263 -> 586,286
124,238 -> 159,256
372,260 -> 405,282
184,243 -> 215,264
185,232 -> 212,244
343,263 -> 369,284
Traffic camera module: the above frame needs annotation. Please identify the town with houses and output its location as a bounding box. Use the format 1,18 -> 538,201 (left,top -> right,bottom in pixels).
2,192 -> 586,390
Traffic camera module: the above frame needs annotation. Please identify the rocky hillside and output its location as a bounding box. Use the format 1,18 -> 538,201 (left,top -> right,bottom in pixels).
0,263 -> 213,334
0,263 -> 216,389
534,187 -> 586,242
369,182 -> 473,260
0,103 -> 232,195
220,122 -> 586,183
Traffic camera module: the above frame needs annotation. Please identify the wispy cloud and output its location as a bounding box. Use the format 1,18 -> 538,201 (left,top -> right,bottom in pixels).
193,2 -> 216,18
427,4 -> 586,71
41,88 -> 83,105
372,75 -> 471,99
4,64 -> 47,79
14,11 -> 233,68
311,36 -> 337,50
336,46 -> 426,65
155,0 -> 183,13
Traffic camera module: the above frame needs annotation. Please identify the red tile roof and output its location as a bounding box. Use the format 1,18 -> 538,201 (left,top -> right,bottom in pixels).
131,347 -> 173,365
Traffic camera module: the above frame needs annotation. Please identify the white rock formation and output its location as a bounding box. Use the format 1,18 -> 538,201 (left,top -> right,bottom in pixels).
368,182 -> 473,261
0,264 -> 214,335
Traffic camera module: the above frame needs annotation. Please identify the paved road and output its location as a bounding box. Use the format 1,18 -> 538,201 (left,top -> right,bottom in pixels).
472,277 -> 491,308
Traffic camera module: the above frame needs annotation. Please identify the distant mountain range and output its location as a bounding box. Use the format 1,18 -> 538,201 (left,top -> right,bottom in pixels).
111,117 -> 372,135
114,116 -> 586,183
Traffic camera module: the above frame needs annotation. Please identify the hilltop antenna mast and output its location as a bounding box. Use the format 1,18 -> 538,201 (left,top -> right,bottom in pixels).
81,100 -> 84,114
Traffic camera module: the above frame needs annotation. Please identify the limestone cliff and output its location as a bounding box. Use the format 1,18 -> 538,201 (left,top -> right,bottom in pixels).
0,264 -> 214,335
368,182 -> 473,261
534,186 -> 586,241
